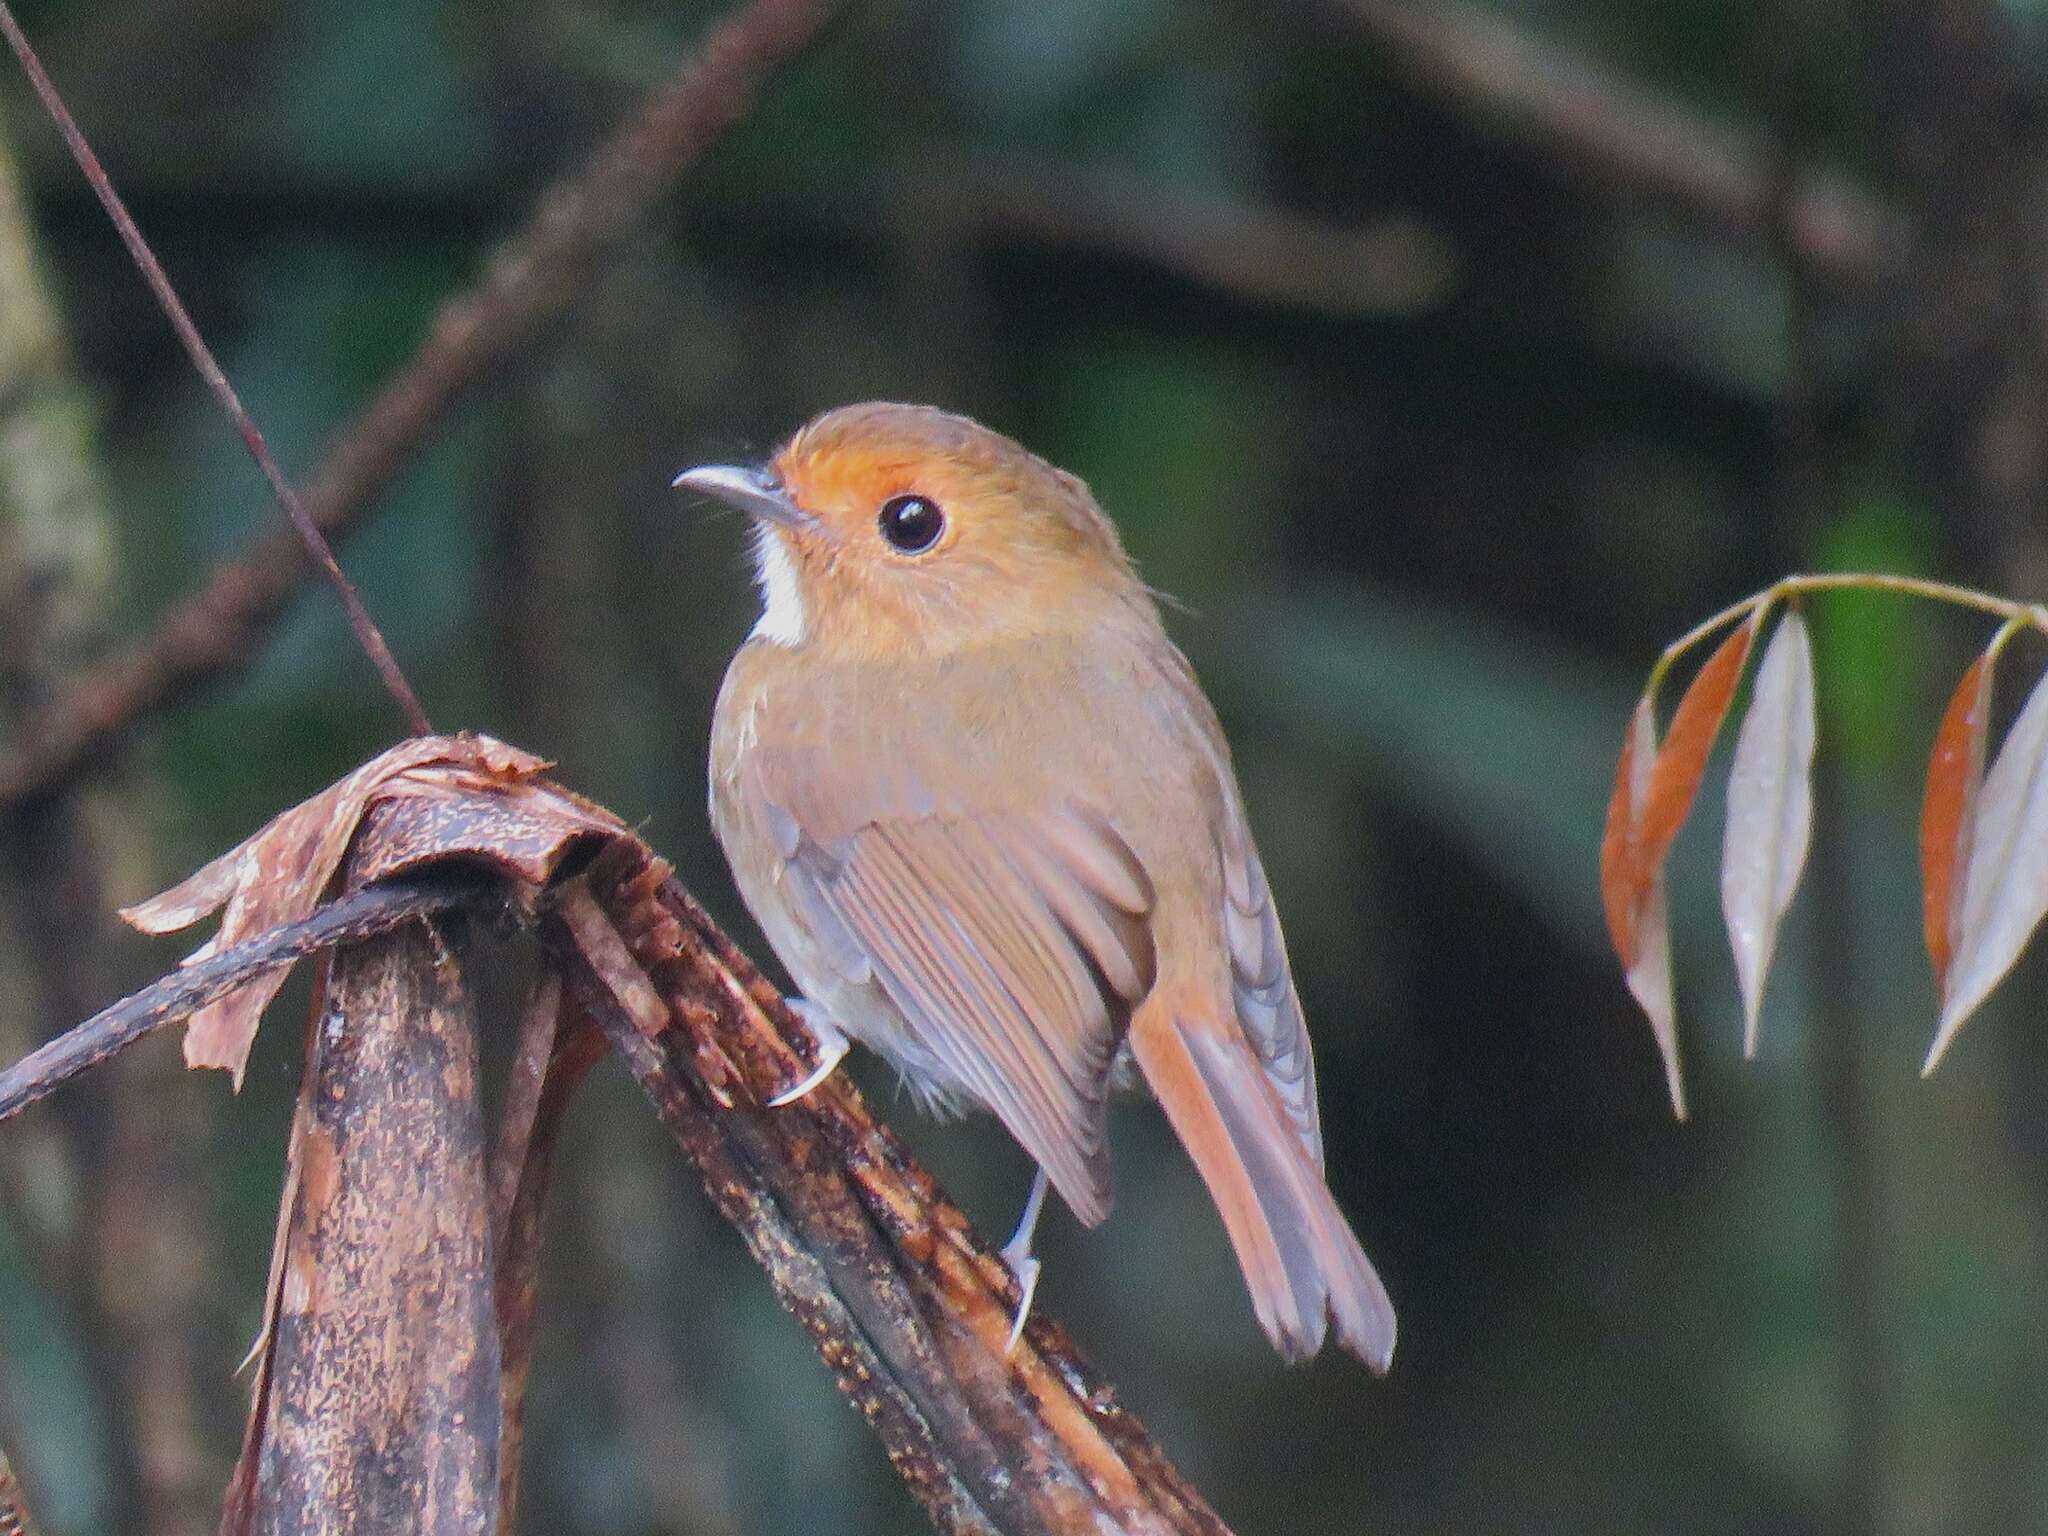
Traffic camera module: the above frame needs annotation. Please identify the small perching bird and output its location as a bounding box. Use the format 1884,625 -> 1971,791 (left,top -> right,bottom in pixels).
680,402 -> 1395,1370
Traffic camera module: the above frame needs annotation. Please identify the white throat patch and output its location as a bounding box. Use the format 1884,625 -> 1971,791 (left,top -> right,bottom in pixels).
750,524 -> 807,646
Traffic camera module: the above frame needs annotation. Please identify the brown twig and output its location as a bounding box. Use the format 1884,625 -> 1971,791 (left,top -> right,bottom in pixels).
487,972 -> 565,1245
1865,0 -> 2048,581
893,153 -> 1455,318
0,1 -> 429,737
0,867 -> 488,1124
1318,0 -> 1896,290
0,0 -> 841,812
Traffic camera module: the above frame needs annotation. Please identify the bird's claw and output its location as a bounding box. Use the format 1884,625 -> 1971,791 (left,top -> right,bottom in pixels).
1000,1248 -> 1041,1355
768,999 -> 851,1107
998,1168 -> 1050,1355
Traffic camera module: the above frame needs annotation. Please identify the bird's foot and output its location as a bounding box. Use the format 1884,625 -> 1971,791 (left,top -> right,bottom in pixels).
768,998 -> 851,1107
998,1168 -> 1050,1355
1001,1252 -> 1041,1356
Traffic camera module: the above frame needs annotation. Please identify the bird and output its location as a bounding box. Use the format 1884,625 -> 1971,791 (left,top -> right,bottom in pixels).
678,402 -> 1395,1371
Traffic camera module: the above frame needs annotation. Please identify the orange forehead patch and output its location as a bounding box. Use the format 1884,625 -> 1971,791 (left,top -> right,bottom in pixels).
774,440 -> 923,518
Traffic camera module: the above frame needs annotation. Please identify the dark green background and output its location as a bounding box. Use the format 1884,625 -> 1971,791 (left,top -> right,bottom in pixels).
2,1 -> 2043,1532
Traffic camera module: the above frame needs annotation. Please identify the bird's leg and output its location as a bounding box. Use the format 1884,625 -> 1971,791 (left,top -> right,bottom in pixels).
767,998 -> 852,1106
999,1167 -> 1050,1354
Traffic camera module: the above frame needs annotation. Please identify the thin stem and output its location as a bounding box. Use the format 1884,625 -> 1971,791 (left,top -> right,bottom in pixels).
1985,614 -> 2029,665
0,870 -> 484,1125
1650,571 -> 2048,696
0,2 -> 431,737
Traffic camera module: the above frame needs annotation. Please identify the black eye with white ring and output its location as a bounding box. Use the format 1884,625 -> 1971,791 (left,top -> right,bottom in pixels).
878,494 -> 945,554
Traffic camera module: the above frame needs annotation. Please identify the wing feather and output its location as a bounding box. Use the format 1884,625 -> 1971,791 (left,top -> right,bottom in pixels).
833,846 -> 1075,1140
1219,794 -> 1322,1169
753,764 -> 1157,1226
998,831 -> 1155,1002
1136,642 -> 1323,1170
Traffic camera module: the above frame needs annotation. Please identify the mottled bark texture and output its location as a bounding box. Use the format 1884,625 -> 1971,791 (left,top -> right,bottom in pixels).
228,919 -> 501,1536
488,976 -> 601,1536
7,745 -> 1236,1536
0,873 -> 484,1123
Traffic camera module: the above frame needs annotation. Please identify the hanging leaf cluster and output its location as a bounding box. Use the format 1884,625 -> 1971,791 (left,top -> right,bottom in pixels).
1602,574 -> 2048,1116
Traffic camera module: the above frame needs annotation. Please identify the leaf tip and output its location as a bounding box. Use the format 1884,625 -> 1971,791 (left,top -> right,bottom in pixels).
1922,1013 -> 1965,1078
1664,1069 -> 1688,1122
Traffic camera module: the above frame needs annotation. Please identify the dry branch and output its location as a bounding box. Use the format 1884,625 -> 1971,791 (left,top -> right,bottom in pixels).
3,749 -> 1236,1534
0,0 -> 841,813
558,841 -> 1234,1536
1321,0 -> 1896,289
488,978 -> 601,1536
224,916 -> 500,1536
0,869 -> 486,1124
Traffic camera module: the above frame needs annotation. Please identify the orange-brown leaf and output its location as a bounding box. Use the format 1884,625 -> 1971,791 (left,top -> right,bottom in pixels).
1921,652 -> 1994,991
1601,697 -> 1654,967
1604,701 -> 1687,1118
1602,618 -> 1755,973
1636,617 -> 1755,882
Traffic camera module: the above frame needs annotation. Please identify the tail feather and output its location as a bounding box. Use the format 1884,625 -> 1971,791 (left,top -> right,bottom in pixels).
1131,997 -> 1396,1372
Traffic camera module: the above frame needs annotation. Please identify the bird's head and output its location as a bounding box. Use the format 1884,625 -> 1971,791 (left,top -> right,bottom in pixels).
678,402 -> 1147,658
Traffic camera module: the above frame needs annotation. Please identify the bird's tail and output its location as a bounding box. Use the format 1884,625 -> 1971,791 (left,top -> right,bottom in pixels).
1131,990 -> 1395,1372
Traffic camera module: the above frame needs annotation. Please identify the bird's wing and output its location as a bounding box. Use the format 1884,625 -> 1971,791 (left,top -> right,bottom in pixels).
1218,811 -> 1322,1169
1136,640 -> 1325,1171
741,748 -> 1156,1226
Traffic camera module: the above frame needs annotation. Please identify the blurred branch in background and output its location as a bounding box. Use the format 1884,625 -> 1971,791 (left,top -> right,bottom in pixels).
1317,0 -> 1896,291
1756,9 -> 1887,1531
1867,6 -> 2048,1530
893,154 -> 1457,321
1865,0 -> 2048,582
0,100 -> 219,1536
0,0 -> 843,813
0,0 -> 431,741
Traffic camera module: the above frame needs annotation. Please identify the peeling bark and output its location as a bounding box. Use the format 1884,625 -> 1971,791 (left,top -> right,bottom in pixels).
230,917 -> 500,1536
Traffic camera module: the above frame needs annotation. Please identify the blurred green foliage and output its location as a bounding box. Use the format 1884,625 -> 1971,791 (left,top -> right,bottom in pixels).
0,2 -> 2042,1533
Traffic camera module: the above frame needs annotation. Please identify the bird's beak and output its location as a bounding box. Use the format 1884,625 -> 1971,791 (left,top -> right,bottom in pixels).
672,463 -> 812,532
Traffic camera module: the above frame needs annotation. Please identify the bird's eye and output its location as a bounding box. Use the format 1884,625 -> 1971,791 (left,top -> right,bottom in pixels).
878,494 -> 945,554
